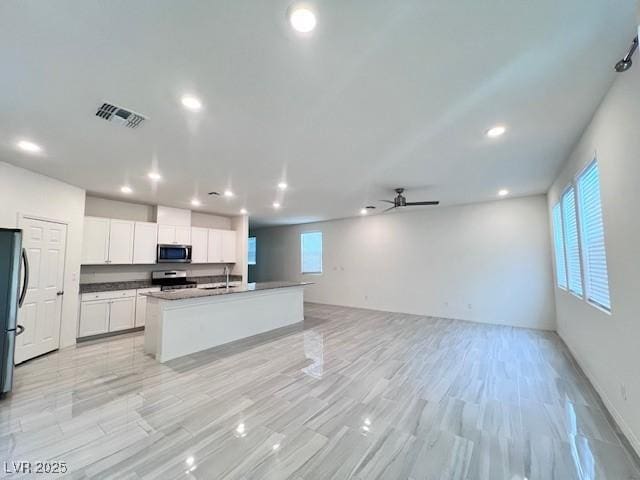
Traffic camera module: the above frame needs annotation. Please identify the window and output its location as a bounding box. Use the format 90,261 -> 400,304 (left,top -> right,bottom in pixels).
301,231 -> 322,274
562,186 -> 583,296
577,161 -> 610,310
247,236 -> 256,265
552,203 -> 567,289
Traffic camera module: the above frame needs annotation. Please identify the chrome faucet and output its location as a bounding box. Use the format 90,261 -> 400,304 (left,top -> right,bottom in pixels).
224,265 -> 230,288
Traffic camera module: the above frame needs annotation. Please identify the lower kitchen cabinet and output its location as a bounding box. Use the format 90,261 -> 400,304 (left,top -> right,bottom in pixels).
78,289 -> 138,338
135,287 -> 161,327
108,297 -> 136,331
78,299 -> 110,337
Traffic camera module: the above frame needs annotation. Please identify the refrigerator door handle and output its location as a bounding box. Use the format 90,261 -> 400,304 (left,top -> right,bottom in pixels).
18,248 -> 29,308
16,325 -> 24,336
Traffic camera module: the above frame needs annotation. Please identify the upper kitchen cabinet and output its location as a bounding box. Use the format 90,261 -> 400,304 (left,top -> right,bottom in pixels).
222,230 -> 237,263
176,226 -> 191,245
108,219 -> 134,264
207,229 -> 237,263
191,227 -> 208,263
82,217 -> 156,265
133,221 -> 158,264
82,216 -> 110,264
158,224 -> 191,245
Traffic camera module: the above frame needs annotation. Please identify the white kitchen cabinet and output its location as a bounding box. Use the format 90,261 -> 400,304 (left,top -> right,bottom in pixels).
133,222 -> 158,264
108,219 -> 135,264
191,227 -> 208,263
157,224 -> 175,244
207,229 -> 224,263
222,230 -> 237,263
135,287 -> 161,327
158,225 -> 191,245
175,226 -> 191,245
109,296 -> 136,331
78,299 -> 110,337
207,229 -> 237,263
78,289 -> 138,338
81,217 -> 110,264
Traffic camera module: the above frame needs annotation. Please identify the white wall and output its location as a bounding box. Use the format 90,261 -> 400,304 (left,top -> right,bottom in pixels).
79,263 -> 231,284
85,195 -> 155,222
0,161 -> 85,348
547,51 -> 640,453
253,195 -> 556,330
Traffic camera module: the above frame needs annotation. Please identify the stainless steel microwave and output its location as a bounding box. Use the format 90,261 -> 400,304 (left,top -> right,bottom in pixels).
157,244 -> 192,263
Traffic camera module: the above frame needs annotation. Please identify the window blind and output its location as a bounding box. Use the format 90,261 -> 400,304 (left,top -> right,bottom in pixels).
552,203 -> 567,289
247,237 -> 256,265
562,187 -> 583,296
577,162 -> 610,310
301,232 -> 322,274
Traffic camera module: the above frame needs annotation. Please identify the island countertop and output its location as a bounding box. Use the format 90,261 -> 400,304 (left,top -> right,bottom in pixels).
143,281 -> 311,301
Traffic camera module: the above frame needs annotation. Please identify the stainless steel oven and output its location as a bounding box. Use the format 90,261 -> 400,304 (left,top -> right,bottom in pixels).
157,244 -> 192,263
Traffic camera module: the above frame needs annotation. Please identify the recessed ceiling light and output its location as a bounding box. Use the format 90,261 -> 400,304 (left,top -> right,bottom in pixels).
16,140 -> 43,154
147,171 -> 162,181
223,189 -> 234,197
360,208 -> 367,215
486,125 -> 507,138
240,208 -> 248,215
181,95 -> 203,112
277,182 -> 288,191
191,198 -> 202,207
120,186 -> 132,194
273,202 -> 281,209
289,6 -> 316,33
498,189 -> 510,197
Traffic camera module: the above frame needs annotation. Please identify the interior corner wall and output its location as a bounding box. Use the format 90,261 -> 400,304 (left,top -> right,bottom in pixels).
253,195 -> 556,330
547,52 -> 640,454
0,161 -> 85,348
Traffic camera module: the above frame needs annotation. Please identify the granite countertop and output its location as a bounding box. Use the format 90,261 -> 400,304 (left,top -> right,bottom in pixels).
143,281 -> 311,301
79,275 -> 243,294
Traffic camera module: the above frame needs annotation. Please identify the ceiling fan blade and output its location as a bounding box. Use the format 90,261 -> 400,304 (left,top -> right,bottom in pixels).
382,206 -> 397,213
379,200 -> 395,204
405,201 -> 440,206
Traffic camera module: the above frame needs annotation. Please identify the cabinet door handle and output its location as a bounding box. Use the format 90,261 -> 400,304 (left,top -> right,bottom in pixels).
57,291 -> 64,296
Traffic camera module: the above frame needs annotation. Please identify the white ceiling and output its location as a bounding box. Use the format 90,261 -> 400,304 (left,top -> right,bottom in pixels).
0,1 -> 636,227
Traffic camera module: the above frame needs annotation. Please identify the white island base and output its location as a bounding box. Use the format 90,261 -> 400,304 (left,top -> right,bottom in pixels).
144,283 -> 306,363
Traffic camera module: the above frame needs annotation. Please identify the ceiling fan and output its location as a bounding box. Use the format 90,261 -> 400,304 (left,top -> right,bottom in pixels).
380,188 -> 439,212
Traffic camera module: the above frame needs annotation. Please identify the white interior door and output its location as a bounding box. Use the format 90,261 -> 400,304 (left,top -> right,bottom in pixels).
16,217 -> 67,364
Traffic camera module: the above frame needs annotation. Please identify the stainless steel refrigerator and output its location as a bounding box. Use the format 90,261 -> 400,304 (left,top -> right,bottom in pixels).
0,228 -> 28,395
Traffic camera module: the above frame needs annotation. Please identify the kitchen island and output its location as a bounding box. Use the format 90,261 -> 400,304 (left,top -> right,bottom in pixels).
143,282 -> 310,363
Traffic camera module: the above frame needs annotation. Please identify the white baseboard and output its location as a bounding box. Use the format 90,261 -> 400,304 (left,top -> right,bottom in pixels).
558,327 -> 640,457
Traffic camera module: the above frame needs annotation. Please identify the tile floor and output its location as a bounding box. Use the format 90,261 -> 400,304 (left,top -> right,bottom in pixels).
1,303 -> 639,479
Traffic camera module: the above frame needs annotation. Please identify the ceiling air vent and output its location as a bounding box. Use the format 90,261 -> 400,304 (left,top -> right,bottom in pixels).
95,102 -> 147,129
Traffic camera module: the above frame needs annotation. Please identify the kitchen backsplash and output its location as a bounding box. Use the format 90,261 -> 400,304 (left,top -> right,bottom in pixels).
80,263 -> 228,284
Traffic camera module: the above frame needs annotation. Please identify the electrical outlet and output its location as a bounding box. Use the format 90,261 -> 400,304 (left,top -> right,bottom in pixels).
467,303 -> 472,310
621,384 -> 628,401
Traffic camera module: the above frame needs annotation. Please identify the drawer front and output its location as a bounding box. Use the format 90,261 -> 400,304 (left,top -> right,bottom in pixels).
136,287 -> 161,296
81,289 -> 137,302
